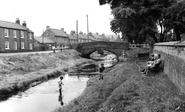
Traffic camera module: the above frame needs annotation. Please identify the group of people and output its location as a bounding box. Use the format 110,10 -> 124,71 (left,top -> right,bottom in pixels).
140,53 -> 162,75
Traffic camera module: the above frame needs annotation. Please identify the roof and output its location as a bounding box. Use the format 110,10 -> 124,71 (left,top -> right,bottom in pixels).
91,33 -> 103,39
89,35 -> 96,41
50,28 -> 68,37
78,34 -> 88,39
34,36 -> 54,43
100,34 -> 110,41
105,34 -> 119,41
68,34 -> 77,40
0,20 -> 27,30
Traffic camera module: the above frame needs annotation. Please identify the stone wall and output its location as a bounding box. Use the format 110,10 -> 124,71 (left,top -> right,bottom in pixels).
153,41 -> 185,93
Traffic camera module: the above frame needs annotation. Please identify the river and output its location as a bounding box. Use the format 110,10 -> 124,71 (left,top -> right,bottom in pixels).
0,53 -> 117,112
0,74 -> 89,112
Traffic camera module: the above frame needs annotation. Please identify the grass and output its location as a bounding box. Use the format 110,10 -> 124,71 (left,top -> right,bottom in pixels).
53,48 -> 185,112
0,50 -> 90,101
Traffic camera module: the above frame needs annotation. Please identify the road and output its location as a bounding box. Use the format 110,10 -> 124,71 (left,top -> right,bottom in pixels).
0,50 -> 61,56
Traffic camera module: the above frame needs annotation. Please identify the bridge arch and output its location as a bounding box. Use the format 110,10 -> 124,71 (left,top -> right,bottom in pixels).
75,41 -> 129,60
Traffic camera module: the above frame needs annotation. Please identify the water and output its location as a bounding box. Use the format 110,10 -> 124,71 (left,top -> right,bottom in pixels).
0,74 -> 89,112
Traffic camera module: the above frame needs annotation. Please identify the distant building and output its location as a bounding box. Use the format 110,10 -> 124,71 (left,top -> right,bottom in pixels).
100,33 -> 110,41
90,33 -> 105,41
88,33 -> 96,42
34,36 -> 55,50
105,34 -> 121,41
42,26 -> 69,47
0,18 -> 34,52
68,31 -> 78,44
78,31 -> 89,43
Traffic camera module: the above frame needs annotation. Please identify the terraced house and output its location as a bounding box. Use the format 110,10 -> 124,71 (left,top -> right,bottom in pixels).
0,18 -> 34,52
42,26 -> 69,47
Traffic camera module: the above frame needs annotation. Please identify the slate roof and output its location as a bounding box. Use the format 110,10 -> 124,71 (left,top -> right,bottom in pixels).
78,34 -> 88,39
34,36 -> 54,43
0,20 -> 27,30
68,34 -> 77,40
89,35 -> 96,41
105,34 -> 119,41
50,28 -> 68,37
91,33 -> 103,40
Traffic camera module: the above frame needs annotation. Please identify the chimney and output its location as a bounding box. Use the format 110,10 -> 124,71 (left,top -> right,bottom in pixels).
79,31 -> 83,34
71,31 -> 75,34
61,28 -> 64,31
15,18 -> 20,24
22,21 -> 26,27
46,26 -> 50,30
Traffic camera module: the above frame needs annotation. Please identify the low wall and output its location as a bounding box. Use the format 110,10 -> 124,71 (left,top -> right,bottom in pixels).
153,41 -> 185,93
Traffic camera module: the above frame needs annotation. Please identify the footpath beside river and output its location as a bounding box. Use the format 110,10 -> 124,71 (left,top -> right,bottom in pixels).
54,48 -> 185,112
0,50 -> 92,100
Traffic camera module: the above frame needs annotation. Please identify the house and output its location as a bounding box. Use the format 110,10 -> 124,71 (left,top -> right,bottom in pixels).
0,18 -> 34,52
42,26 -> 69,47
105,34 -> 121,41
68,31 -> 78,45
34,36 -> 55,51
78,31 -> 89,43
90,33 -> 105,41
88,33 -> 96,42
100,34 -> 110,41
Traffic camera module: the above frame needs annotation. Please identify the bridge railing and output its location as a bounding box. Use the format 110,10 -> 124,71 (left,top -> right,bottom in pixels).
129,44 -> 150,48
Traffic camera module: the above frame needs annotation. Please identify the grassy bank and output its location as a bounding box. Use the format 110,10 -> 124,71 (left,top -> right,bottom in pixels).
0,50 -> 91,101
54,48 -> 185,112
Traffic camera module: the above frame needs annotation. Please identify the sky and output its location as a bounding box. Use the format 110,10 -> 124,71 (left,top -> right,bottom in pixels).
0,0 -> 114,36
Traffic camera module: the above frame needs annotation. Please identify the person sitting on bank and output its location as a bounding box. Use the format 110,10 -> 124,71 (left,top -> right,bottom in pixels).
99,63 -> 105,80
140,54 -> 162,75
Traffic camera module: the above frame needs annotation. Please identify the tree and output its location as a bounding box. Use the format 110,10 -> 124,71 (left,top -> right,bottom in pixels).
99,0 -> 177,43
164,1 -> 185,41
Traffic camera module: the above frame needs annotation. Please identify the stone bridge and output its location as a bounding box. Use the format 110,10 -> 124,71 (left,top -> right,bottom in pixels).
75,41 -> 129,59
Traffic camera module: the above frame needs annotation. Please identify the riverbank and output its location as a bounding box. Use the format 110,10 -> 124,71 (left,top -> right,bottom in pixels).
54,48 -> 185,112
0,50 -> 93,101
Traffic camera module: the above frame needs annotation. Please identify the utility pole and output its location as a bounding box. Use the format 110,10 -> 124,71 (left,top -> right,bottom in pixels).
76,20 -> 78,43
86,15 -> 89,42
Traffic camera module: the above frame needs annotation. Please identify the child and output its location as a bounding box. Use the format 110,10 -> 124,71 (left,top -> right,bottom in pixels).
58,76 -> 64,95
99,63 -> 105,80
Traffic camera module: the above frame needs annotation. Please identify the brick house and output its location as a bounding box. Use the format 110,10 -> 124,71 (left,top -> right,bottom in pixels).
0,18 -> 34,52
42,26 -> 69,47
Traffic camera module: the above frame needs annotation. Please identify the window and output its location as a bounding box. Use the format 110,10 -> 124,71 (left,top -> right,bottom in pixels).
13,30 -> 17,38
14,41 -> 17,50
4,29 -> 9,37
21,42 -> 24,49
29,33 -> 32,39
29,43 -> 33,50
5,41 -> 9,49
21,31 -> 24,38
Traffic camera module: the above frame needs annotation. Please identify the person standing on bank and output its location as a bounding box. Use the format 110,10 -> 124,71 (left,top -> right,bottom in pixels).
99,63 -> 105,80
58,76 -> 64,95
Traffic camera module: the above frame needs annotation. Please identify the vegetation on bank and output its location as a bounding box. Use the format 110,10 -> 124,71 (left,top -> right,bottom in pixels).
0,50 -> 89,101
54,48 -> 185,112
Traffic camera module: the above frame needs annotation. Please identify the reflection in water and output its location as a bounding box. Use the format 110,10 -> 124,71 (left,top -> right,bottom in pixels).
58,89 -> 64,106
0,74 -> 89,112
